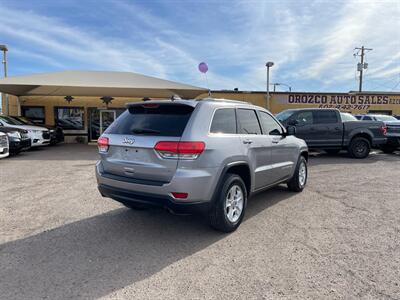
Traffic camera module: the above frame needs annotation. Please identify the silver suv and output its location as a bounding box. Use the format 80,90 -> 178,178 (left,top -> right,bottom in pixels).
96,99 -> 308,232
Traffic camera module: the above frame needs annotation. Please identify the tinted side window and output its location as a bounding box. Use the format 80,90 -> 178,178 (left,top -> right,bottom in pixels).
363,116 -> 372,120
21,106 -> 45,125
258,112 -> 283,135
105,104 -> 193,137
293,111 -> 313,126
210,108 -> 236,134
237,109 -> 262,134
54,107 -> 85,130
313,110 -> 338,124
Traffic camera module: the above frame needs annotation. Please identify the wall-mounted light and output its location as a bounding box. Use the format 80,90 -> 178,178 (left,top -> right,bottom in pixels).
101,96 -> 114,107
64,95 -> 74,103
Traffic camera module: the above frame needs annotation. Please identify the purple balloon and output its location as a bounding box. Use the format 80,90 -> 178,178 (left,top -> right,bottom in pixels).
198,62 -> 208,73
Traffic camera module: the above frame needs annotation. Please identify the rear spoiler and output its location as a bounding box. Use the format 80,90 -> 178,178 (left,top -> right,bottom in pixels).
126,100 -> 198,109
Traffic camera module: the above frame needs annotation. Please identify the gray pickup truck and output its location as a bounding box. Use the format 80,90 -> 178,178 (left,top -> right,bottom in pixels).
276,108 -> 387,158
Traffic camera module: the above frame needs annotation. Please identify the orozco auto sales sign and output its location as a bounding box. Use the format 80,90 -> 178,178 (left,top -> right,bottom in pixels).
273,93 -> 400,111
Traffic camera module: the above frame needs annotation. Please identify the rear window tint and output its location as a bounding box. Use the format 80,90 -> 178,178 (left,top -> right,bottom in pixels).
210,108 -> 237,134
105,104 -> 194,136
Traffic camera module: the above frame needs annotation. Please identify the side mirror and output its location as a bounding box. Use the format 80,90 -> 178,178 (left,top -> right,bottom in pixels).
285,125 -> 296,136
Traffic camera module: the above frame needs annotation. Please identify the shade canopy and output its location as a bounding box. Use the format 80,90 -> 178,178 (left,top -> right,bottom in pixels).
0,70 -> 207,99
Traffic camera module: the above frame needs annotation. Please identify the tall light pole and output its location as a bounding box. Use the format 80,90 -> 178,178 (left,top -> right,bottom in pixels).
0,44 -> 8,115
265,61 -> 274,109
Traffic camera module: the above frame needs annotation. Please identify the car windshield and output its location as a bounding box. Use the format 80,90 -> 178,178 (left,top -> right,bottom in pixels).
373,115 -> 397,122
13,116 -> 35,125
276,110 -> 294,122
0,115 -> 25,125
340,113 -> 358,122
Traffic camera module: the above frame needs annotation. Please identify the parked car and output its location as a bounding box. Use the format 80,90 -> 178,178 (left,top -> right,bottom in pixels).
96,99 -> 309,232
0,127 -> 31,155
358,114 -> 400,153
11,116 -> 64,145
276,108 -> 387,158
340,112 -> 359,122
0,132 -> 9,159
0,115 -> 51,147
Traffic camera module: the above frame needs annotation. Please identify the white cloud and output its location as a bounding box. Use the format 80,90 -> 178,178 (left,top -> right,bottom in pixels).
0,6 -> 168,77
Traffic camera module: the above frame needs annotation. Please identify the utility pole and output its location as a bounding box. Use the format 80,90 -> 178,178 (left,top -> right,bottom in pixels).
354,46 -> 372,92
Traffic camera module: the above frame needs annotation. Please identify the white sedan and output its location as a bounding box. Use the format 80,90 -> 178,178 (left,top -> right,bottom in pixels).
0,132 -> 9,158
0,115 -> 50,147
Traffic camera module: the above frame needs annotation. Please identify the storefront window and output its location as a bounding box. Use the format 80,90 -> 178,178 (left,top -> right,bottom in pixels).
21,106 -> 45,124
54,107 -> 84,130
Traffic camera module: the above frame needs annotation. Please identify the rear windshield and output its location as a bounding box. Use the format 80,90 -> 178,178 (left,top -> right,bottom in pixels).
105,103 -> 194,137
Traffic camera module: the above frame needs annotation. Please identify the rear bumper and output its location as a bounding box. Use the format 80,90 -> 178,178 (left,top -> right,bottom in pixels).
386,136 -> 400,147
372,137 -> 387,146
95,161 -> 219,206
98,184 -> 211,214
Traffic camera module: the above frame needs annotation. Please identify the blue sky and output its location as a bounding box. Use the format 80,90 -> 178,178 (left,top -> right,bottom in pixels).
0,0 -> 399,92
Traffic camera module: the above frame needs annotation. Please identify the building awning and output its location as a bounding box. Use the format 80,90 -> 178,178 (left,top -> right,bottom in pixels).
0,70 -> 207,99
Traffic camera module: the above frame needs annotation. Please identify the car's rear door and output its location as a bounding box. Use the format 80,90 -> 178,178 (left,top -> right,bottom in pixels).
100,103 -> 194,184
258,111 -> 296,183
236,108 -> 273,189
312,110 -> 342,147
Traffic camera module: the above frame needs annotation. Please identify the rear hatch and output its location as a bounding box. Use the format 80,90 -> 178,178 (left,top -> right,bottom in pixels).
101,102 -> 195,184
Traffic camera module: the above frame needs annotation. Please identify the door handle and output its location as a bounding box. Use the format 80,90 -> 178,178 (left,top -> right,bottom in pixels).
243,139 -> 253,144
272,139 -> 280,144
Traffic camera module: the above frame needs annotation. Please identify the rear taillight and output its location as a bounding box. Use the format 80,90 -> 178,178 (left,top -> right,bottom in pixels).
171,192 -> 188,199
154,141 -> 205,160
380,125 -> 387,135
97,136 -> 109,153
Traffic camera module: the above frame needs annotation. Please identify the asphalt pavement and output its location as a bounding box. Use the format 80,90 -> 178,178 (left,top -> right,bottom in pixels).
0,144 -> 399,299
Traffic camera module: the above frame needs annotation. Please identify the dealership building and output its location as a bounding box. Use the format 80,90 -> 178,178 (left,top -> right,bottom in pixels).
1,70 -> 399,143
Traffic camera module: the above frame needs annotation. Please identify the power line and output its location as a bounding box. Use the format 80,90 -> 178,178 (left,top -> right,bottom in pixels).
391,80 -> 400,91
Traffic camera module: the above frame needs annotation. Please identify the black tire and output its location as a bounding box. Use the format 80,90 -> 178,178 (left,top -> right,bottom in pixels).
287,156 -> 308,192
119,200 -> 148,210
324,149 -> 341,155
209,174 -> 247,233
380,145 -> 396,154
348,137 -> 370,159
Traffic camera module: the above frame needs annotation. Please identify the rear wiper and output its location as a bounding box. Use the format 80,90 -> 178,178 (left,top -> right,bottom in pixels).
131,128 -> 160,134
